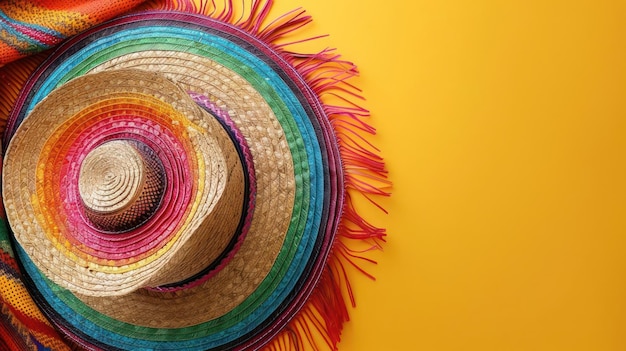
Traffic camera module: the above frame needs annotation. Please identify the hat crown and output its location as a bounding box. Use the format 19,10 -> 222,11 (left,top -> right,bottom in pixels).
78,139 -> 166,232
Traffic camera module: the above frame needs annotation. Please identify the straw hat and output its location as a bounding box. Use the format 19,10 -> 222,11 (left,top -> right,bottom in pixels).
2,10 -> 344,350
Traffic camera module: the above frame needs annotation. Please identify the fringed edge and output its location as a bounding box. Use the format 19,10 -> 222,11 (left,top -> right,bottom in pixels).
0,301 -> 37,351
257,5 -> 391,351
149,1 -> 390,350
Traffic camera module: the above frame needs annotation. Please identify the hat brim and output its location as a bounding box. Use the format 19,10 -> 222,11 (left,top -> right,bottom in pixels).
3,11 -> 342,350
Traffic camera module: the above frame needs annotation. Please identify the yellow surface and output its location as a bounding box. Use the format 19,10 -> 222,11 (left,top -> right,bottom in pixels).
273,0 -> 626,350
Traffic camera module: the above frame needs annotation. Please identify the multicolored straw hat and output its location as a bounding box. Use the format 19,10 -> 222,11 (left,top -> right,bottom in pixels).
0,1 -> 388,350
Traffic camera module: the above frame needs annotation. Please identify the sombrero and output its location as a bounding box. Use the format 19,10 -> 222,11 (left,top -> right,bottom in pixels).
0,1 -> 388,350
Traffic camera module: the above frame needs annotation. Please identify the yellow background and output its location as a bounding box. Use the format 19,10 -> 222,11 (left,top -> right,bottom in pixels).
273,0 -> 626,350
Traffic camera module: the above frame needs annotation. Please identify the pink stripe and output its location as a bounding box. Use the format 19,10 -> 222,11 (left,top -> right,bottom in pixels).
9,22 -> 61,46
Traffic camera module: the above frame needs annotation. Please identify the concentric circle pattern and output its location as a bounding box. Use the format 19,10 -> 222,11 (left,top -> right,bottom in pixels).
2,10 -> 344,351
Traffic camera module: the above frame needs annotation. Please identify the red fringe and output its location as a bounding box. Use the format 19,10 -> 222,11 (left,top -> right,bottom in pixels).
144,1 -> 390,350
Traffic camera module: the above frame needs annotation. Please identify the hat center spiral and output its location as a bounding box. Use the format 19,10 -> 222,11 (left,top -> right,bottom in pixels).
78,139 -> 166,232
